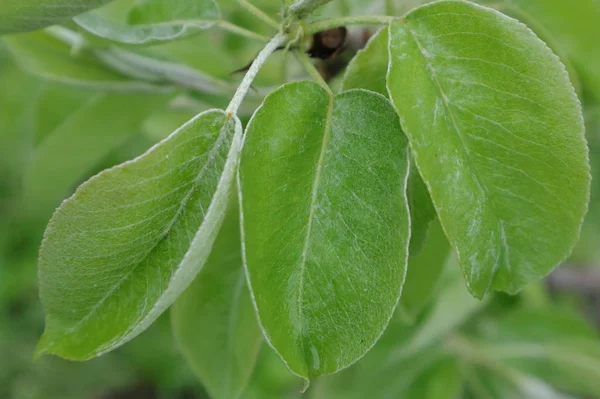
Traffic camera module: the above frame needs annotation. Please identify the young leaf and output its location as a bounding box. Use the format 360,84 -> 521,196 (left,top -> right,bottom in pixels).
36,109 -> 243,360
3,30 -> 167,92
0,0 -> 115,36
22,92 -> 170,220
172,203 -> 262,399
74,0 -> 220,45
342,26 -> 436,255
239,82 -> 411,379
387,0 -> 590,298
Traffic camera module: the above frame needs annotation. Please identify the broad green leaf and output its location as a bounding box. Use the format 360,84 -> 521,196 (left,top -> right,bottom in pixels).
399,219 -> 450,320
172,203 -> 262,399
74,0 -> 220,45
0,0 -> 115,36
22,92 -> 169,221
342,26 -> 436,255
478,0 -> 600,102
387,1 -> 590,298
239,82 -> 411,379
3,30 -> 166,91
36,109 -> 243,359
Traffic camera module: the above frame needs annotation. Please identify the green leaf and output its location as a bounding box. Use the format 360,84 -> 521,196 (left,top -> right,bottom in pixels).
172,202 -> 262,399
0,0 -> 115,36
36,109 -> 243,360
342,26 -> 389,97
399,219 -> 450,320
387,1 -> 590,298
22,92 -> 170,221
478,0 -> 600,102
342,27 -> 436,255
239,82 -> 411,379
74,0 -> 220,45
3,29 -> 167,91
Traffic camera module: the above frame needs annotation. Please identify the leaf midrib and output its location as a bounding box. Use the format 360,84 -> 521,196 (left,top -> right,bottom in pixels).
61,112 -> 233,341
296,92 -> 334,372
404,22 -> 510,289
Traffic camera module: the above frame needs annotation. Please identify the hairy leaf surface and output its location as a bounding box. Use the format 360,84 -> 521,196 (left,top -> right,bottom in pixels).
239,82 -> 411,379
0,0 -> 114,35
387,1 -> 590,298
172,203 -> 262,399
37,109 -> 242,359
74,0 -> 220,45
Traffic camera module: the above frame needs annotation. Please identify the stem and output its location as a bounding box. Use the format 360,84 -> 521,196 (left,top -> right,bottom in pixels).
306,15 -> 396,34
217,20 -> 269,42
295,52 -> 332,95
238,0 -> 279,29
226,33 -> 288,115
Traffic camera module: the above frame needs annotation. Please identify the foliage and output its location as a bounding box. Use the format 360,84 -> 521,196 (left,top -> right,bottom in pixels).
1,0 -> 599,398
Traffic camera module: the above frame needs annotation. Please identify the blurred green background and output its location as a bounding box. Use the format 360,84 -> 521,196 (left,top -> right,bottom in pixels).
1,0 -> 600,398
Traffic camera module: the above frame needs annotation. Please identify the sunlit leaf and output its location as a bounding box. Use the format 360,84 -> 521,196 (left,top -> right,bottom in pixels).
0,0 -> 115,36
387,1 -> 590,298
172,202 -> 262,399
36,109 -> 242,359
239,82 -> 411,379
74,0 -> 220,45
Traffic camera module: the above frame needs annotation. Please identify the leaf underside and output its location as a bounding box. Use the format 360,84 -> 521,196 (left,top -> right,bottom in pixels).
74,0 -> 220,45
37,109 -> 242,360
